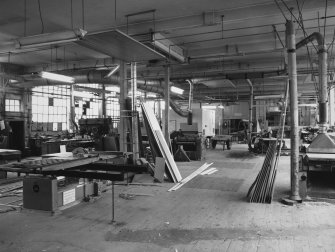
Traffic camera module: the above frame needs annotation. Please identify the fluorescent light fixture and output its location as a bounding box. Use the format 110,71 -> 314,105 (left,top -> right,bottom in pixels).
15,28 -> 87,49
298,103 -> 317,107
152,33 -> 186,63
73,90 -> 95,98
202,105 -> 217,109
146,93 -> 157,98
170,86 -> 184,95
40,71 -> 74,83
254,94 -> 284,100
104,64 -> 120,78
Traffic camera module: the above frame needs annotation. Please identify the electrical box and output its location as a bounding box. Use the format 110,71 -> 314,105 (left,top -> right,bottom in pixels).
23,176 -> 58,211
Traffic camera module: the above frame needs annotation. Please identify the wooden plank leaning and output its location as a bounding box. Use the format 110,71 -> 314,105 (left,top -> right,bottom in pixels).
168,162 -> 213,192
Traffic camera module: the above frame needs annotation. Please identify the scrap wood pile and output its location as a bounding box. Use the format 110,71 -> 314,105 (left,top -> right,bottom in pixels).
140,102 -> 182,183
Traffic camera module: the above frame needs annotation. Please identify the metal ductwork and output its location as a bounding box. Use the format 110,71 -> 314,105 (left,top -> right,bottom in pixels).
296,32 -> 328,132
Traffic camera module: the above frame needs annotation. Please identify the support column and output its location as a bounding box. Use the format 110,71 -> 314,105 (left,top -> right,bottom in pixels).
164,65 -> 170,144
102,84 -> 106,118
329,87 -> 335,127
119,61 -> 128,152
286,20 -> 301,202
131,62 -> 139,161
69,85 -> 78,133
246,79 -> 253,145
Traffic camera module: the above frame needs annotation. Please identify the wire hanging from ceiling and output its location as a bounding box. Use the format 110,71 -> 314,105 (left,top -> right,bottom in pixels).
295,0 -> 318,93
82,0 -> 85,30
24,0 -> 27,36
114,0 -> 117,27
273,0 -> 288,21
70,0 -> 74,30
37,0 -> 44,33
324,0 -> 328,45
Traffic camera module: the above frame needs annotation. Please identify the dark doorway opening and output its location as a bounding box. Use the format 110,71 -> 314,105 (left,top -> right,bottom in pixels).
8,121 -> 25,153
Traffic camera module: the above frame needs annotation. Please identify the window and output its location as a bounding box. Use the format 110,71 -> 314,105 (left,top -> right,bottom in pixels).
106,86 -> 120,128
5,99 -> 21,112
31,86 -> 70,131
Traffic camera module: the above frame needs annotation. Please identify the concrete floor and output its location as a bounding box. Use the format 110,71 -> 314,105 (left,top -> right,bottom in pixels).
0,144 -> 335,252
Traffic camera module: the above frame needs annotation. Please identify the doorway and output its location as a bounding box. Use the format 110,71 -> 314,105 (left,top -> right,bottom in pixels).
8,121 -> 25,152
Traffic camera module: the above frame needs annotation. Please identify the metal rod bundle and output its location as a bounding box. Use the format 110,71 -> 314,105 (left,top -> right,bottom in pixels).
247,81 -> 289,203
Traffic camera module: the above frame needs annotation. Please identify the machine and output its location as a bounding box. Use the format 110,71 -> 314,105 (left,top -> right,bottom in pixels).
78,118 -> 119,151
171,123 -> 203,161
0,152 -> 149,211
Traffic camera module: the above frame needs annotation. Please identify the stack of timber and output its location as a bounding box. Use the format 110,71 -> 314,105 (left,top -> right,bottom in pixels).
141,102 -> 182,183
247,81 -> 289,203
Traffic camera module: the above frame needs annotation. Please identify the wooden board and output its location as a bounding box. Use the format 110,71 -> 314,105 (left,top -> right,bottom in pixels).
168,162 -> 213,191
154,157 -> 165,182
154,130 -> 182,182
141,102 -> 182,182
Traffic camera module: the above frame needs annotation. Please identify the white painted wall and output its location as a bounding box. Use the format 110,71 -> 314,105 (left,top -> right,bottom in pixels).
163,104 -> 216,136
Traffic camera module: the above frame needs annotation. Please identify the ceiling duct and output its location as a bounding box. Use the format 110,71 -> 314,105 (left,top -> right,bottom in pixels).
152,33 -> 187,63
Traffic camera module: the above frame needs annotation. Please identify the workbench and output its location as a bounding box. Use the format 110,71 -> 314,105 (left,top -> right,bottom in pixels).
0,149 -> 21,178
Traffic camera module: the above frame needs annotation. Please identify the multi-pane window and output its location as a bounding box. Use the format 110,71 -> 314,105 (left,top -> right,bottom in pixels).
5,99 -> 20,112
31,86 -> 70,131
74,84 -> 102,120
105,86 -> 120,128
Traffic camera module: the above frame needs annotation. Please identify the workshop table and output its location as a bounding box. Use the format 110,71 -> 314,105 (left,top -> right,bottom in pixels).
0,149 -> 21,178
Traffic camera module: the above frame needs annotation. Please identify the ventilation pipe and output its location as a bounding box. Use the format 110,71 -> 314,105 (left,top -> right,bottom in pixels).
186,79 -> 193,125
296,32 -> 328,132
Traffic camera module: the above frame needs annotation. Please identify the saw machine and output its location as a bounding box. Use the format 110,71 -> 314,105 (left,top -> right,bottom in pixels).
0,152 -> 149,211
171,125 -> 203,161
300,133 -> 335,199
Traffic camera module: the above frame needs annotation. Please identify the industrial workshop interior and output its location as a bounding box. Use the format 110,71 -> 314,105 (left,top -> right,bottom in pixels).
1,0 -> 335,251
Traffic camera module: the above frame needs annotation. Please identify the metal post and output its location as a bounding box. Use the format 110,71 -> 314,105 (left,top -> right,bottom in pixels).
286,20 -> 301,202
111,181 -> 115,223
102,84 -> 106,118
164,64 -> 170,144
246,79 -> 253,144
119,61 -> 128,152
131,62 -> 139,161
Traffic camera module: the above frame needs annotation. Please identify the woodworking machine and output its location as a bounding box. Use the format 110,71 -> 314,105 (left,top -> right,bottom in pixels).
0,153 -> 148,211
299,93 -> 335,199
